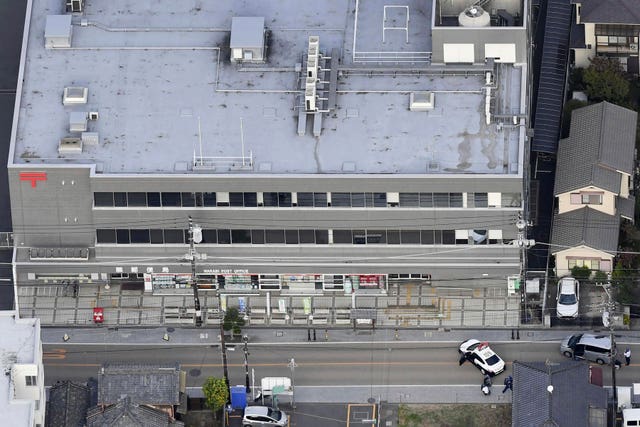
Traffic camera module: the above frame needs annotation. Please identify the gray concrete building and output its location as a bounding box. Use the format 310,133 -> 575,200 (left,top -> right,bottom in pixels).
9,0 -> 531,317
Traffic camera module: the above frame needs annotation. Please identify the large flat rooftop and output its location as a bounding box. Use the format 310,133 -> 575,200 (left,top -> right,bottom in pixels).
12,0 -> 524,175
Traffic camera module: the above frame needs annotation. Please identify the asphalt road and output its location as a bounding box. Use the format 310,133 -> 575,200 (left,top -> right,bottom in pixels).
43,341 -> 640,388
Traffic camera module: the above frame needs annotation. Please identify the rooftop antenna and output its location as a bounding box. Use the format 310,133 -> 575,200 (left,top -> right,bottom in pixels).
240,117 -> 246,167
197,116 -> 203,168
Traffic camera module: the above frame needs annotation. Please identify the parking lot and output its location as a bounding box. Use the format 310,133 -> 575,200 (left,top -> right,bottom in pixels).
228,403 -> 388,427
548,279 -> 608,328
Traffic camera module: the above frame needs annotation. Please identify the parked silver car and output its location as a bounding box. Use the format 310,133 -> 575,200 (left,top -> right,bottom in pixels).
243,406 -> 288,427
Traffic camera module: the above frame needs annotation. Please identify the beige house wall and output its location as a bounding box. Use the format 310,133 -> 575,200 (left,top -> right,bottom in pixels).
557,185 -> 616,215
554,246 -> 614,276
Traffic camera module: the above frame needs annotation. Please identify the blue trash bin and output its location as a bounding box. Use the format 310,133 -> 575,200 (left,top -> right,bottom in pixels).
230,385 -> 247,410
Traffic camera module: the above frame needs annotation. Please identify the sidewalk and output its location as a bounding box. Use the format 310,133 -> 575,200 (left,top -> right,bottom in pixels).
41,325 -> 604,346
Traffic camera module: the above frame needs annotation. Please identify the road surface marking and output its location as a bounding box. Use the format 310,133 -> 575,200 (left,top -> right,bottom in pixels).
43,348 -> 66,360
347,403 -> 375,426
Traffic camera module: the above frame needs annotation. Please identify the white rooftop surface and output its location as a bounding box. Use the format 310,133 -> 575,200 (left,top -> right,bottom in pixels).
13,0 -> 524,174
0,312 -> 39,425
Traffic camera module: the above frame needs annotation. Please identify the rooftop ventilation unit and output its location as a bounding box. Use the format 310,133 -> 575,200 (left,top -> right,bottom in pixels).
458,6 -> 491,27
44,15 -> 73,48
81,132 -> 99,145
307,36 -> 320,80
66,0 -> 84,13
62,87 -> 88,105
58,137 -> 83,154
69,112 -> 88,132
305,77 -> 317,112
409,92 -> 435,111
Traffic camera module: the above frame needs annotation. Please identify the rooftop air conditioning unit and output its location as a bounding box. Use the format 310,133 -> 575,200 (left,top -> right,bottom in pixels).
66,0 -> 84,13
69,112 -> 88,132
58,137 -> 83,154
409,92 -> 435,111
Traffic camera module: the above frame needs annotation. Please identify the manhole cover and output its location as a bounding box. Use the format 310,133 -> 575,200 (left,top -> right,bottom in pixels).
166,327 -> 175,333
367,397 -> 376,404
189,369 -> 201,377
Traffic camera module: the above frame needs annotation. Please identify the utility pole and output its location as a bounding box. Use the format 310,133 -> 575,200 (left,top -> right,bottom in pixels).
515,215 -> 534,321
601,280 -> 618,427
186,216 -> 203,327
243,334 -> 251,393
288,358 -> 297,409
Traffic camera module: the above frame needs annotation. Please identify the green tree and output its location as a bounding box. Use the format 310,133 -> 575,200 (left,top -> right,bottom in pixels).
582,57 -> 630,104
222,307 -> 245,338
202,377 -> 228,412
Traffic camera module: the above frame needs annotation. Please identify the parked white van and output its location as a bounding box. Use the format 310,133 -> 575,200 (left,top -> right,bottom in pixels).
560,333 -> 611,365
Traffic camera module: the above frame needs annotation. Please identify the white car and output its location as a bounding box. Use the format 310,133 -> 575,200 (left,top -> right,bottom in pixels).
459,339 -> 505,376
557,277 -> 579,318
243,406 -> 288,427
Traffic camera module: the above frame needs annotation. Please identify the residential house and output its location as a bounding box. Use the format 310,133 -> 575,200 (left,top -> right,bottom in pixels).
551,101 -> 637,276
512,360 -> 607,426
570,0 -> 640,73
45,381 -> 91,427
0,311 -> 45,427
93,363 -> 186,423
86,397 -> 183,427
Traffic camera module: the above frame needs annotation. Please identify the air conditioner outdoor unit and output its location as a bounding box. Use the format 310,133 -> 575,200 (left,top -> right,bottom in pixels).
66,0 -> 83,13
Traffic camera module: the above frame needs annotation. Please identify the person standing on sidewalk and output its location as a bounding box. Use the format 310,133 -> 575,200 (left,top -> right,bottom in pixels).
481,374 -> 492,395
625,348 -> 632,366
502,375 -> 513,393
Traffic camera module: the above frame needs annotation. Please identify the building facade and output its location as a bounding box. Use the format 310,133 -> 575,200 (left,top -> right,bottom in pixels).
9,0 -> 531,316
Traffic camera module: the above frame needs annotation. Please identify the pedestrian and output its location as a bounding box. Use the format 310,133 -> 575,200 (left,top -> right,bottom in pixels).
502,375 -> 513,393
615,359 -> 622,370
625,348 -> 632,366
481,374 -> 492,395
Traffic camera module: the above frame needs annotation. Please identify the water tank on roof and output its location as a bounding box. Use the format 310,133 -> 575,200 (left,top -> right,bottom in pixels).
458,6 -> 491,27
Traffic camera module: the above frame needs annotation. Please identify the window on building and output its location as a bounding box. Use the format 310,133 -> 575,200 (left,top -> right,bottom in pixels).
94,192 -> 114,207
442,230 -> 455,244
331,193 -> 351,207
263,192 -> 279,207
567,258 -> 601,270
421,230 -> 434,244
127,192 -> 147,207
332,230 -> 352,243
130,229 -> 150,244
25,376 -> 37,386
147,192 -> 161,207
181,192 -> 196,207
351,193 -> 366,207
217,229 -> 231,244
116,229 -> 130,244
113,192 -> 128,207
297,192 -> 314,207
399,193 -> 419,207
285,230 -> 299,244
433,193 -> 449,207
314,192 -> 328,207
419,193 -> 433,207
161,192 -> 181,207
582,193 -> 603,205
201,229 -> 217,243
278,193 -> 292,207
353,230 -> 366,244
163,229 -> 184,244
299,229 -> 315,243
367,230 -> 386,244
387,230 -> 401,244
502,192 -> 521,207
229,192 -> 244,207
150,229 -> 164,244
96,229 -> 116,243
203,192 -> 216,207
315,230 -> 329,244
450,193 -> 463,207
401,230 -> 421,244
473,193 -> 488,207
251,229 -> 265,244
243,192 -> 258,207
265,229 -> 285,243
231,229 -> 251,244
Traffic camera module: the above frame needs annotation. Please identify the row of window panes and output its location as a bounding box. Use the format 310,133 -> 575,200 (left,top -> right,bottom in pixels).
94,192 -> 521,208
96,228 -> 506,245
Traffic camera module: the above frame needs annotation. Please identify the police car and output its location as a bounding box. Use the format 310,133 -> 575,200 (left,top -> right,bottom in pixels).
459,339 -> 505,376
